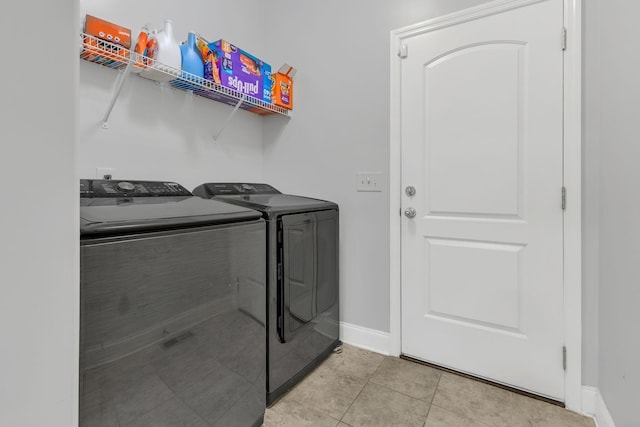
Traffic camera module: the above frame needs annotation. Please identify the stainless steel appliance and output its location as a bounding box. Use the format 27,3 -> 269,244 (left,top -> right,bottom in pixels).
80,179 -> 266,427
192,183 -> 340,405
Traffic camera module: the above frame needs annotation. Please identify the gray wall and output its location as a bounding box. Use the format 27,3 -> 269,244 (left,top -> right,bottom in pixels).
263,0 -> 492,334
0,0 -> 78,425
582,0 -> 601,390
594,0 -> 640,425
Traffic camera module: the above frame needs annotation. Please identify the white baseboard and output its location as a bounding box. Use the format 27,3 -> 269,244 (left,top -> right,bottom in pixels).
582,386 -> 616,427
339,322 -> 390,355
582,386 -> 597,417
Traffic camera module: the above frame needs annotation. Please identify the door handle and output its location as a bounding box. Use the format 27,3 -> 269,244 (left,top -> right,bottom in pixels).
404,207 -> 417,218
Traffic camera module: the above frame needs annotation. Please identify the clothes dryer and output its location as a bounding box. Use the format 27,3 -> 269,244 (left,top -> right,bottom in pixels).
193,182 -> 340,405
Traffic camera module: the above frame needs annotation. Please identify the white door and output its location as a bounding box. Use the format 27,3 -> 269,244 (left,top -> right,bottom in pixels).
400,0 -> 565,400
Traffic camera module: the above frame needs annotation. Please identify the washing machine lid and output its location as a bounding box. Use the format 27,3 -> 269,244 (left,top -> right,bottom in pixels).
80,179 -> 262,236
193,183 -> 339,219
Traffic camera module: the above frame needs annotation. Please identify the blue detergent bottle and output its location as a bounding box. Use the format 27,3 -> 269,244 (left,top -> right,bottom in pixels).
180,32 -> 204,80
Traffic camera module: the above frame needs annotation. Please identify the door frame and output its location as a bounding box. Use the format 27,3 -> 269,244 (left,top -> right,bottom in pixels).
388,0 -> 582,411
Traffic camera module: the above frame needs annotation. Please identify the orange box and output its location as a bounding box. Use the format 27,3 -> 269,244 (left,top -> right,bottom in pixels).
84,14 -> 131,49
272,64 -> 296,110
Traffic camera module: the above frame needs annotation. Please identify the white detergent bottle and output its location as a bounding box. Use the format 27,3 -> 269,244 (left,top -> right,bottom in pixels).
140,19 -> 181,82
155,20 -> 180,69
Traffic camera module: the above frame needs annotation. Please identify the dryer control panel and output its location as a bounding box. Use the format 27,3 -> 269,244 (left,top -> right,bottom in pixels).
80,180 -> 192,197
196,182 -> 281,196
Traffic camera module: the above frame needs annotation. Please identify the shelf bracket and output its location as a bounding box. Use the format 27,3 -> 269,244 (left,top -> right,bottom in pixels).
212,94 -> 246,141
102,56 -> 135,129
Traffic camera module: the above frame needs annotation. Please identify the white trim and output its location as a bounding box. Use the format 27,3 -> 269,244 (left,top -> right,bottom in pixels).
389,0 -> 582,406
595,391 -> 617,427
562,0 -> 583,412
582,386 -> 617,427
392,0 -> 550,40
340,322 -> 390,356
582,386 -> 597,417
389,25 -> 402,358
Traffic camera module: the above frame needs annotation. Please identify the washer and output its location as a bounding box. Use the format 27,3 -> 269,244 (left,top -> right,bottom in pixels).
80,179 -> 266,427
192,182 -> 340,405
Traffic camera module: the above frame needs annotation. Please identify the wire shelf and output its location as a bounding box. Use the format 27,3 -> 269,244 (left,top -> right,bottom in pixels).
80,33 -> 131,70
79,32 -> 290,118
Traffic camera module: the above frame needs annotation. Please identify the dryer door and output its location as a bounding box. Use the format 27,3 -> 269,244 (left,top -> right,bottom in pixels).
277,209 -> 338,343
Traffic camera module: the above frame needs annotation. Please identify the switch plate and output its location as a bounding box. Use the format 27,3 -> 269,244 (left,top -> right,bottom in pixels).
96,167 -> 114,180
357,172 -> 382,192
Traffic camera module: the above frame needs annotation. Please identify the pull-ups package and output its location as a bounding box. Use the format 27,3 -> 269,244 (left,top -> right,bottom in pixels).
209,39 -> 272,103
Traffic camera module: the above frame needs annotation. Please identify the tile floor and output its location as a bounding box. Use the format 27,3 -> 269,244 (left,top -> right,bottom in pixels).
263,344 -> 595,427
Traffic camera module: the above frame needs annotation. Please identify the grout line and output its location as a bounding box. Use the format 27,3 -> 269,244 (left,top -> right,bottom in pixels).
360,355 -> 387,383
423,369 -> 444,423
367,377 -> 438,404
337,378 -> 368,423
338,369 -> 370,425
430,372 -> 443,406
329,347 -> 386,424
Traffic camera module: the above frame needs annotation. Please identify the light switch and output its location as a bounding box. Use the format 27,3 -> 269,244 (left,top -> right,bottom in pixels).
357,172 -> 382,192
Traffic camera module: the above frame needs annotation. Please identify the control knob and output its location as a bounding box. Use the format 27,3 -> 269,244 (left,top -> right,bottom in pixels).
116,181 -> 136,192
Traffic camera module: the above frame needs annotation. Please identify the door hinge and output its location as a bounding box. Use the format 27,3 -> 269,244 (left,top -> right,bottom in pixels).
562,187 -> 567,210
563,346 -> 567,370
562,27 -> 567,51
398,44 -> 408,59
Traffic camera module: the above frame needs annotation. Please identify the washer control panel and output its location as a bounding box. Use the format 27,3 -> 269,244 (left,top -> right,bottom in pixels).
80,179 -> 192,197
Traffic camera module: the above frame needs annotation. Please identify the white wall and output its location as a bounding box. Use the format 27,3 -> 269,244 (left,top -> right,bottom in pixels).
0,0 -> 78,425
263,0 -> 497,334
582,0 -> 601,389
78,0 -> 270,190
595,0 -> 640,424
387,0 -> 494,27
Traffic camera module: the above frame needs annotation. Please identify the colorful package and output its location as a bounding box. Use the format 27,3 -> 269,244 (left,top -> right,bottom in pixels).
272,64 -> 296,110
84,15 -> 131,48
82,15 -> 131,68
195,34 -> 220,83
208,39 -> 272,103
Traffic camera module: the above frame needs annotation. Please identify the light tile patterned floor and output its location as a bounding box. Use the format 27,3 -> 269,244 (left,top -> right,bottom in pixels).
263,344 -> 595,427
